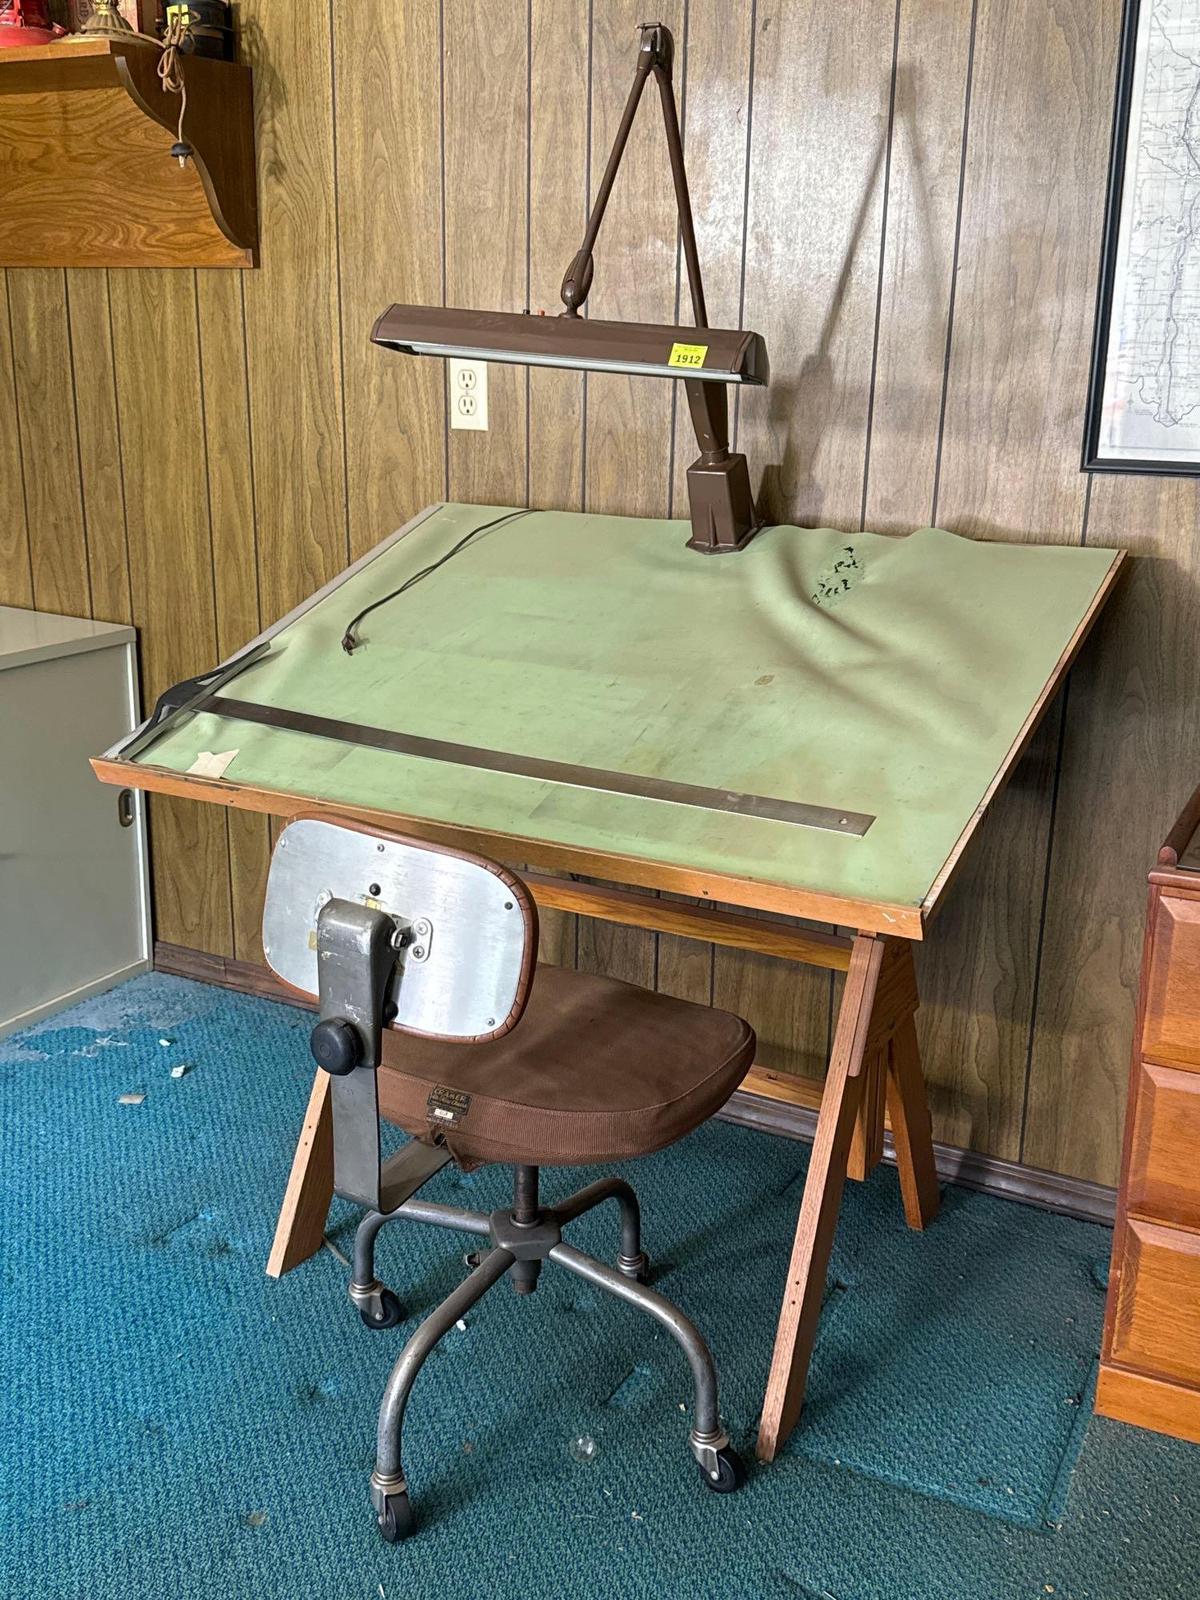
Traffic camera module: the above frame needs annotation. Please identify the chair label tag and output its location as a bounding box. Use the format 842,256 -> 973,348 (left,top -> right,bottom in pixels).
427,1085 -> 471,1128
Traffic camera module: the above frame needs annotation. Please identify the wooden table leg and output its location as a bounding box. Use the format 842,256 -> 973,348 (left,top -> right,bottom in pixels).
756,934 -> 884,1463
266,1069 -> 335,1278
885,1011 -> 940,1230
848,1041 -> 887,1181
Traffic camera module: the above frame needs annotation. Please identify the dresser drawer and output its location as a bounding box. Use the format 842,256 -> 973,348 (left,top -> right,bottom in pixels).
1110,1219 -> 1200,1388
1128,1062 -> 1200,1230
1143,894 -> 1200,1070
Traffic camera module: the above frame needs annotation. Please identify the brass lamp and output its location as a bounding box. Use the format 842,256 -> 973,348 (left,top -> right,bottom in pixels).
70,0 -> 154,40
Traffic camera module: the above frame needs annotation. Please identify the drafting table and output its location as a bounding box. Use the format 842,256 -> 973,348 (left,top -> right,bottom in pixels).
93,503 -> 1124,1462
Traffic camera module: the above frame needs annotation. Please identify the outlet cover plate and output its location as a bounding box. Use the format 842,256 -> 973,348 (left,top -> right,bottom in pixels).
449,359 -> 489,431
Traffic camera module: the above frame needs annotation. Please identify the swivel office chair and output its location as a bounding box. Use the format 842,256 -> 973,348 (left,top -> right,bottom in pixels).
263,815 -> 756,1542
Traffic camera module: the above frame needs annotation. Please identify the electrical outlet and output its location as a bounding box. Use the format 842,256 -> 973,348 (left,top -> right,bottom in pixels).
449,359 -> 488,431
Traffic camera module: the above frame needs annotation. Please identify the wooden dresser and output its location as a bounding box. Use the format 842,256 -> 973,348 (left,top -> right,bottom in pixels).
1096,785 -> 1200,1445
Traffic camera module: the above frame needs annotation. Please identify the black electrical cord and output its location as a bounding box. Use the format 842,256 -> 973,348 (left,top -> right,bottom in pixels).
340,508 -> 533,654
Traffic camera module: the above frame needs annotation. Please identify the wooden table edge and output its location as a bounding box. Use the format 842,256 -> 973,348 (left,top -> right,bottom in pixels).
90,756 -> 926,940
920,547 -> 1127,927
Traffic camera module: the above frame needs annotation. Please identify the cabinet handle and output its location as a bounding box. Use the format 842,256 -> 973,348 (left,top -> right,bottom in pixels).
117,789 -> 136,829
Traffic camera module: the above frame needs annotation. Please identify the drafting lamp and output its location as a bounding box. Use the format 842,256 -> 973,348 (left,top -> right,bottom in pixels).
372,22 -> 770,555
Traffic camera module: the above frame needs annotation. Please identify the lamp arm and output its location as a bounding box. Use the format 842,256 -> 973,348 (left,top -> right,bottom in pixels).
684,379 -> 730,462
560,28 -> 657,315
652,51 -> 707,329
556,22 -> 755,554
560,23 -> 708,330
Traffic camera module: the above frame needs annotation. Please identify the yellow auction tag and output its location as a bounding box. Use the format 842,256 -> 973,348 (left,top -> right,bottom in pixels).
668,342 -> 708,369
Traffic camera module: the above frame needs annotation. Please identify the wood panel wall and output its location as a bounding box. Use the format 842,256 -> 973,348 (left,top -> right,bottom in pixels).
3,0 -> 1196,1187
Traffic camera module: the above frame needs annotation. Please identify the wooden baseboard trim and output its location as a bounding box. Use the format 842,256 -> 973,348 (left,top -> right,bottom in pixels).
155,941 -> 303,1006
1095,1362 -> 1200,1445
722,1081 -> 1117,1225
154,942 -> 1117,1227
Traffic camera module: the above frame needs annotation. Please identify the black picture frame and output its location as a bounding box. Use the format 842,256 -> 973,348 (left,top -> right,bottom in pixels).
1082,0 -> 1200,476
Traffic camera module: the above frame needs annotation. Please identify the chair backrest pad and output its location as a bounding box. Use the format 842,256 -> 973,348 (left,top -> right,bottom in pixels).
262,816 -> 536,1042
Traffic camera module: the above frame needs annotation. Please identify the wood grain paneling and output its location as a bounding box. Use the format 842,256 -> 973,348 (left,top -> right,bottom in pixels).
666,0 -> 753,515
583,0 -> 680,521
528,0 -> 588,513
334,1 -> 444,560
912,0 -> 1122,1164
934,0 -> 1117,541
7,269 -> 89,617
912,730 -> 1061,1161
108,269 -> 231,954
443,0 -> 528,508
1026,474 -> 1200,1180
196,271 -> 268,963
0,273 -> 33,608
738,0 -> 895,532
5,0 -> 1191,1186
241,0 -> 347,617
714,939 -> 833,1083
65,269 -> 130,625
864,0 -> 975,532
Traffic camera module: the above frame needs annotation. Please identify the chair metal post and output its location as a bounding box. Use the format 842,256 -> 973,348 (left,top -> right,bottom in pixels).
393,1197 -> 492,1236
512,1164 -> 540,1224
353,1197 -> 491,1288
548,1240 -> 728,1471
509,1166 -> 543,1294
349,1196 -> 494,1327
372,1246 -> 514,1484
552,1176 -> 648,1279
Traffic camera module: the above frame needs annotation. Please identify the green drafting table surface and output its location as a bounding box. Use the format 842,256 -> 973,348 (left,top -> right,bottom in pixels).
93,501 -> 1124,1462
97,503 -> 1123,939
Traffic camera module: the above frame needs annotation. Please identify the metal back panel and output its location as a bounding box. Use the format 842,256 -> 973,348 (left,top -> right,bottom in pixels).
263,817 -> 536,1042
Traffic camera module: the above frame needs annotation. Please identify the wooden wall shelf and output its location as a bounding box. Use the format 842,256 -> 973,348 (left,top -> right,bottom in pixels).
0,38 -> 256,268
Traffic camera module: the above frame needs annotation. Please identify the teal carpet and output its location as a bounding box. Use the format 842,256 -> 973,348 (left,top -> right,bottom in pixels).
1,974 -> 1198,1600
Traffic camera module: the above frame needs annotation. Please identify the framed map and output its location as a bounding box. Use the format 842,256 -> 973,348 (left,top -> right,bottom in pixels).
1084,0 -> 1200,473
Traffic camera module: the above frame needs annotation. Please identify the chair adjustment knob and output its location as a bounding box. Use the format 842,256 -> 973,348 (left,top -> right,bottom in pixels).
310,1018 -> 364,1076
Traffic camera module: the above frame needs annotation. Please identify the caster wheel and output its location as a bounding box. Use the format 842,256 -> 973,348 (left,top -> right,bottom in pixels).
701,1446 -> 745,1494
376,1491 -> 416,1543
360,1289 -> 404,1331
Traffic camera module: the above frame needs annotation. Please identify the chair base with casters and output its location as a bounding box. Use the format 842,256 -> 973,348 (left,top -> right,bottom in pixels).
262,815 -> 756,1543
351,1162 -> 743,1542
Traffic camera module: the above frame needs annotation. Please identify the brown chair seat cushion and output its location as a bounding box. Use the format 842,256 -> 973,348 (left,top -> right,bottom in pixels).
377,963 -> 755,1168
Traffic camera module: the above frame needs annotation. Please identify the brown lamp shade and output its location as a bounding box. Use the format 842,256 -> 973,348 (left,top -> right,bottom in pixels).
371,305 -> 769,387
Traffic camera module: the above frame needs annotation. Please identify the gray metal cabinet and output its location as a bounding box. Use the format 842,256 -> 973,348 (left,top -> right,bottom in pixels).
0,607 -> 151,1039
